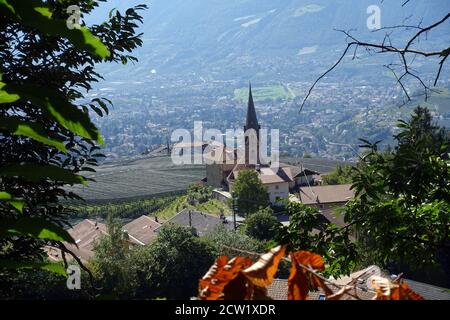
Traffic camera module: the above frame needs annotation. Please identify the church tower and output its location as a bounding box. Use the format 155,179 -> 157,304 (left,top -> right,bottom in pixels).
244,83 -> 260,166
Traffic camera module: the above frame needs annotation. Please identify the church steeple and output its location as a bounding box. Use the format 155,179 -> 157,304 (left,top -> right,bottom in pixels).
244,82 -> 260,166
245,83 -> 260,132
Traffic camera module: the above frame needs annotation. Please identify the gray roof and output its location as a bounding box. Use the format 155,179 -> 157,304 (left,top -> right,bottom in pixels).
159,209 -> 233,237
406,279 -> 450,300
123,215 -> 161,245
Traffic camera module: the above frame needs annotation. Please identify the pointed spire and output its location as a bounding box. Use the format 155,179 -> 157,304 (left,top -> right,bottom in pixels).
245,82 -> 260,131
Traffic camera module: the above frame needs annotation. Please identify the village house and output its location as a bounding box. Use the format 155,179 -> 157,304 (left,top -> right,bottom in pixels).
46,215 -> 162,262
46,219 -> 108,263
122,215 -> 161,246
298,184 -> 354,227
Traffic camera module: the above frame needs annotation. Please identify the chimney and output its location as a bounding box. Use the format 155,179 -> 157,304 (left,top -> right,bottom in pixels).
154,216 -> 159,223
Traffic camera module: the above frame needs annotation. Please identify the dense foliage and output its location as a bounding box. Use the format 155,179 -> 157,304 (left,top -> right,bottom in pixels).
92,222 -> 216,299
277,202 -> 357,277
0,0 -> 146,293
245,208 -> 280,241
322,165 -> 354,185
345,106 -> 450,281
205,225 -> 266,258
186,184 -> 214,205
232,169 -> 270,216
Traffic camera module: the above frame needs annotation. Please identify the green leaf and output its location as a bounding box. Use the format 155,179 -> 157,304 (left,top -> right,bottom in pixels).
0,81 -> 103,144
0,116 -> 67,152
0,0 -> 110,59
0,81 -> 20,103
0,260 -> 67,277
0,163 -> 86,185
0,217 -> 75,244
0,191 -> 24,212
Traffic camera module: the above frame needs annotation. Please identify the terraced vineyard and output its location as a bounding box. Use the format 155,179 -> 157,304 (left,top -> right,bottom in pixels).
69,154 -> 206,202
69,154 -> 350,202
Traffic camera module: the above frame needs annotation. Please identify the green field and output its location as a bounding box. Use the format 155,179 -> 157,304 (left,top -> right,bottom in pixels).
234,85 -> 293,102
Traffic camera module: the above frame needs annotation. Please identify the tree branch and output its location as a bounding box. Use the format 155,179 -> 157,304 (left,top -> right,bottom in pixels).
300,12 -> 450,111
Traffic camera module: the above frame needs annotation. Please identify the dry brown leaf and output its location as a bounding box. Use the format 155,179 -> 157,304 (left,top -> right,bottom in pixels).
370,276 -> 392,300
370,276 -> 425,300
391,282 -> 424,300
288,253 -> 309,300
252,285 -> 273,300
288,250 -> 333,299
292,250 -> 325,271
222,272 -> 253,300
199,256 -> 252,300
315,277 -> 335,297
242,245 -> 286,287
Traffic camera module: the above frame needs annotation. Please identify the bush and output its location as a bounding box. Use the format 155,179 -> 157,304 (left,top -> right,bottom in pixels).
205,225 -> 266,257
245,208 -> 280,241
187,184 -> 213,204
132,223 -> 216,299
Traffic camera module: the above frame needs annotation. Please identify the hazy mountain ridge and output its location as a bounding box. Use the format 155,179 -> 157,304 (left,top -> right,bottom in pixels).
91,0 -> 449,81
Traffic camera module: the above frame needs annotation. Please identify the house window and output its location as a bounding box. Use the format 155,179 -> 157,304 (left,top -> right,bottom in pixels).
318,294 -> 326,300
319,204 -> 325,209
275,185 -> 279,190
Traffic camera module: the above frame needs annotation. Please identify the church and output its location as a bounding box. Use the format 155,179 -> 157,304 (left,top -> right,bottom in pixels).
204,84 -> 319,205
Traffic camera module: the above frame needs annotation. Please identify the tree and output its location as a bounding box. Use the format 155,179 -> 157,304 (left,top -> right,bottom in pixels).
205,224 -> 266,258
276,202 -> 358,277
133,223 -> 216,299
245,208 -> 280,241
91,214 -> 137,299
301,2 -> 450,110
0,0 -> 146,292
345,106 -> 450,284
187,184 -> 213,204
322,165 -> 354,185
232,169 -> 270,216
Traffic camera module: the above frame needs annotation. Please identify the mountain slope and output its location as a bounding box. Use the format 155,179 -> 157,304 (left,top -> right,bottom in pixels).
92,0 -> 449,81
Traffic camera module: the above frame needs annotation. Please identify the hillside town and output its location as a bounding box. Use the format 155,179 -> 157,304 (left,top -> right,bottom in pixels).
43,87 -> 450,300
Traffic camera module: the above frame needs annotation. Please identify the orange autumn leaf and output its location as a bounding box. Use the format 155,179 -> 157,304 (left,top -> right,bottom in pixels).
199,256 -> 252,300
288,250 -> 333,300
391,282 -> 424,300
288,253 -> 309,300
222,272 -> 253,300
252,285 -> 272,300
370,276 -> 392,300
370,276 -> 424,300
291,250 -> 325,271
242,245 -> 286,287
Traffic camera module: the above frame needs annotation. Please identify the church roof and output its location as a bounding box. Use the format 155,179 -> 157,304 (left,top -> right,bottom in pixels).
228,165 -> 294,185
